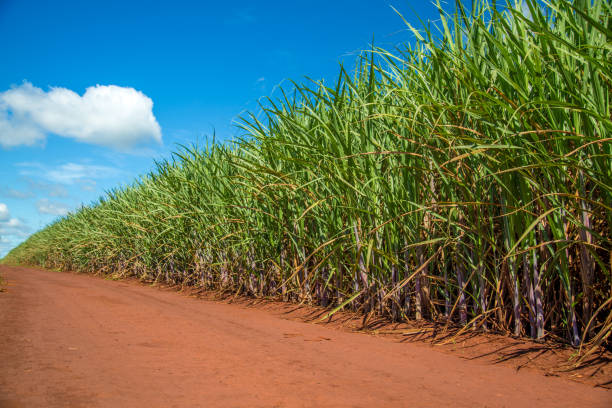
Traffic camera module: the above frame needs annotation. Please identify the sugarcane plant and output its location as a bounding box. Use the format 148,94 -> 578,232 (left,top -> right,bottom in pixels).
3,0 -> 610,353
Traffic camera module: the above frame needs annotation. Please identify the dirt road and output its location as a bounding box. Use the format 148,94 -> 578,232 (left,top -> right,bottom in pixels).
0,265 -> 609,407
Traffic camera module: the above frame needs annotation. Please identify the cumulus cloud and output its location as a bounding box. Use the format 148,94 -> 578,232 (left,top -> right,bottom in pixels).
0,203 -> 9,221
0,204 -> 32,258
0,230 -> 29,258
36,199 -> 70,216
0,218 -> 30,238
0,82 -> 162,149
0,203 -> 31,241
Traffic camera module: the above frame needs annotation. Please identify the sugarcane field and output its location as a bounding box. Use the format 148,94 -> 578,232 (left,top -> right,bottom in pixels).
0,0 -> 610,406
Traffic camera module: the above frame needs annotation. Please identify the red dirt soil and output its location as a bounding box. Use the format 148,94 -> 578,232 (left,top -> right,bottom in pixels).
0,265 -> 610,407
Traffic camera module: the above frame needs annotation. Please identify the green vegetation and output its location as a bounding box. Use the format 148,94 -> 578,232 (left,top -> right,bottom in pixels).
3,0 -> 610,350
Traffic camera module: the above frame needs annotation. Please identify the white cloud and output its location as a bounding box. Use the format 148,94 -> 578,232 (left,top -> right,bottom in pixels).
3,218 -> 23,228
19,162 -> 120,185
0,204 -> 32,257
36,199 -> 69,216
0,82 -> 162,150
0,217 -> 30,238
0,234 -> 28,258
0,203 -> 9,221
47,163 -> 119,184
0,114 -> 45,147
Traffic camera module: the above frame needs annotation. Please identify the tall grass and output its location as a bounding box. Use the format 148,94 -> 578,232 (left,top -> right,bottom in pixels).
3,0 -> 610,350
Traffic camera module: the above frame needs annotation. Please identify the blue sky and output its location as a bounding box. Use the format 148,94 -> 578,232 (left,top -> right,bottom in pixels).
0,0 -> 443,257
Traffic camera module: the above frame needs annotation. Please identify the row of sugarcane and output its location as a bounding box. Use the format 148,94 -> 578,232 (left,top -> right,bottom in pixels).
3,0 -> 610,351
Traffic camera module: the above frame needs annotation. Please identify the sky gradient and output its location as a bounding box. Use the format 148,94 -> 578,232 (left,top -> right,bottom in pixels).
0,0 -> 442,257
